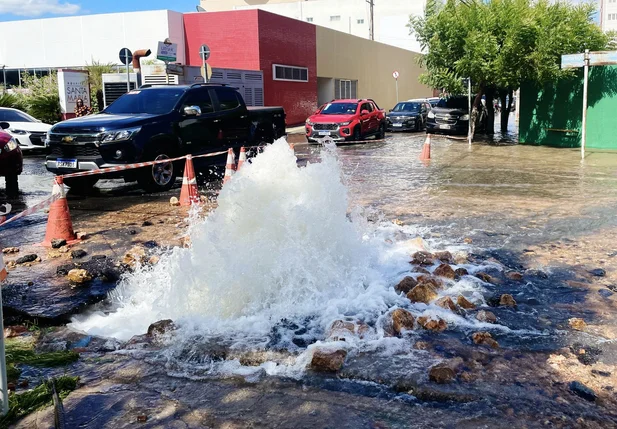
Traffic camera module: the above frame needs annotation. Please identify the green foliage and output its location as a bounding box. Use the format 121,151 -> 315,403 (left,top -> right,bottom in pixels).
4,338 -> 80,382
409,0 -> 612,94
0,376 -> 79,428
85,59 -> 116,112
18,73 -> 62,124
0,93 -> 25,110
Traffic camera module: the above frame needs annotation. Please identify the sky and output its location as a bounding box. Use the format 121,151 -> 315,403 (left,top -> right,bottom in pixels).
0,0 -> 198,21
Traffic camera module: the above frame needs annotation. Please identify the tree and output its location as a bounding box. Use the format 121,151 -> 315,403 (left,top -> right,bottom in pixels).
19,72 -> 62,124
410,0 -> 614,135
85,59 -> 116,112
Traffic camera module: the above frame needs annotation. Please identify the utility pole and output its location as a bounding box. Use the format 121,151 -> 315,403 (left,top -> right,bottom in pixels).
366,0 -> 374,40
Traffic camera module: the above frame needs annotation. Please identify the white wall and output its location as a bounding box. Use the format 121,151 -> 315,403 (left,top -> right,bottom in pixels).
207,0 -> 425,52
602,0 -> 617,32
0,10 -> 186,70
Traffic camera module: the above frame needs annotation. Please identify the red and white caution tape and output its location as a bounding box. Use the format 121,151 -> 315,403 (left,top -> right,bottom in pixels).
0,194 -> 60,228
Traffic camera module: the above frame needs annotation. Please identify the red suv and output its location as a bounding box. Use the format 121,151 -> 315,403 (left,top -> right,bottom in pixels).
305,99 -> 386,143
0,127 -> 23,197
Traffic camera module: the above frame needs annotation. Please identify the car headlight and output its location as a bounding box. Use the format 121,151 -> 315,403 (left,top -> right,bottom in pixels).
459,114 -> 470,120
306,119 -> 314,126
3,138 -> 18,152
428,111 -> 435,119
45,131 -> 51,146
338,121 -> 352,126
8,128 -> 28,135
100,127 -> 141,143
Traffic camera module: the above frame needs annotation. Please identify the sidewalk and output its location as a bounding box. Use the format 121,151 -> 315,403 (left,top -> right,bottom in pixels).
286,125 -> 307,144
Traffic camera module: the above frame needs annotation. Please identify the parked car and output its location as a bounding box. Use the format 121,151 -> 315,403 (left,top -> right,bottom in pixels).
45,84 -> 286,192
426,96 -> 472,135
305,99 -> 386,143
0,126 -> 23,196
427,97 -> 441,108
0,108 -> 51,151
386,100 -> 431,132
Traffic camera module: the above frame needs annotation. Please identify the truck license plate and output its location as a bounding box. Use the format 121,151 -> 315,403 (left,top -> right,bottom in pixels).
440,124 -> 451,129
56,158 -> 77,169
393,123 -> 403,127
318,131 -> 331,136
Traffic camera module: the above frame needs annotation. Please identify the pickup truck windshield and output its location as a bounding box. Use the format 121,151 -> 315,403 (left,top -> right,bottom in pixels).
104,88 -> 185,114
392,102 -> 421,112
321,103 -> 358,115
437,97 -> 468,110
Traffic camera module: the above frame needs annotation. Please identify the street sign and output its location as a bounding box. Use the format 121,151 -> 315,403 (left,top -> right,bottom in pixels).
392,70 -> 399,79
157,41 -> 178,62
561,53 -> 585,69
588,50 -> 617,66
199,44 -> 211,61
201,63 -> 213,80
119,48 -> 133,66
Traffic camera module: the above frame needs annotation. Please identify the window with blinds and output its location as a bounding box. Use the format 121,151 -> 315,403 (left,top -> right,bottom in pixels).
334,79 -> 358,99
272,64 -> 309,82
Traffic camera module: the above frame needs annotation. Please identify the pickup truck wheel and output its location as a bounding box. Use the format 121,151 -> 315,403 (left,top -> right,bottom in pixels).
377,123 -> 386,139
63,177 -> 98,194
5,174 -> 18,197
137,150 -> 176,193
352,126 -> 362,141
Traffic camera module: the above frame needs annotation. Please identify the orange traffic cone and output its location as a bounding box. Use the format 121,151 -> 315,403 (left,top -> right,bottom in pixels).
41,176 -> 79,247
0,252 -> 7,282
179,155 -> 199,206
237,147 -> 247,172
223,148 -> 236,185
419,134 -> 431,162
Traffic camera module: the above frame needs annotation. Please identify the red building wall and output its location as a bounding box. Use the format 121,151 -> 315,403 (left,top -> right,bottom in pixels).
256,10 -> 317,125
183,10 -> 317,126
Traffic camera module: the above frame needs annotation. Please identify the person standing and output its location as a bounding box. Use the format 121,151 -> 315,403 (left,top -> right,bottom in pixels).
74,98 -> 93,117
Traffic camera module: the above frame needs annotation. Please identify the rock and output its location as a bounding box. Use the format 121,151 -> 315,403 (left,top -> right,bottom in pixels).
472,332 -> 499,349
56,264 -> 75,276
391,309 -> 415,335
67,269 -> 93,284
589,268 -> 606,277
411,251 -> 434,266
142,220 -> 153,227
407,284 -> 439,304
310,348 -> 347,372
58,246 -> 70,254
4,325 -> 28,338
76,232 -> 89,240
180,236 -> 192,248
429,364 -> 456,384
327,320 -> 355,340
568,318 -> 587,331
457,295 -> 476,310
455,267 -> 469,277
147,319 -> 176,338
459,371 -> 476,382
433,264 -> 456,280
71,249 -> 87,259
506,271 -> 524,281
416,275 -> 444,289
434,251 -> 454,264
394,276 -> 418,295
148,255 -> 160,265
51,239 -> 66,249
393,218 -> 404,226
6,261 -> 15,269
15,254 -> 37,264
417,316 -> 447,332
414,341 -> 431,350
569,381 -> 597,401
435,296 -> 458,313
475,272 -> 495,283
35,257 -> 42,262
412,266 -> 431,275
499,294 -> 517,307
464,237 -> 473,244
476,310 -> 497,324
170,197 -> 180,206
592,369 -> 611,377
2,247 -> 19,254
122,245 -> 147,267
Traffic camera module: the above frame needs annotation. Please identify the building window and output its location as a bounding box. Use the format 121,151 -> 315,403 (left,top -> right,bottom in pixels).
357,19 -> 364,24
335,79 -> 358,99
330,15 -> 341,21
273,64 -> 309,82
306,17 -> 313,22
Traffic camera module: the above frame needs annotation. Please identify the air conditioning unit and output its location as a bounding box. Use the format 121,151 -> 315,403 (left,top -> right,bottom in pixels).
102,73 -> 138,107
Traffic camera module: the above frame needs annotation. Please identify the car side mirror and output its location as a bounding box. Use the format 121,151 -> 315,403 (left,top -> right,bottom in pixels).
361,110 -> 369,116
0,122 -> 9,130
389,109 -> 393,112
183,105 -> 202,116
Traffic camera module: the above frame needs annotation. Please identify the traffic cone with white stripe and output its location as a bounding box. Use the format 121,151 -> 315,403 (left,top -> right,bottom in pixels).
179,155 -> 199,206
0,252 -> 7,282
223,148 -> 236,185
236,147 -> 247,172
41,176 -> 79,247
419,134 -> 431,162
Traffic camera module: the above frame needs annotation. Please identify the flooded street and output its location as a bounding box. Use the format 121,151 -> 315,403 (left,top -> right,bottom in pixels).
4,126 -> 617,428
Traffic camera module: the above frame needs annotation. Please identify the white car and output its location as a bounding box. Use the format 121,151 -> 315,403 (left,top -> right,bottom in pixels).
0,108 -> 51,151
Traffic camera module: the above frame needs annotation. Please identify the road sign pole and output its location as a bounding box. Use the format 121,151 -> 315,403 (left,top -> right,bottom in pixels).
125,49 -> 130,93
395,79 -> 399,103
581,49 -> 589,160
468,77 -> 472,146
203,58 -> 207,83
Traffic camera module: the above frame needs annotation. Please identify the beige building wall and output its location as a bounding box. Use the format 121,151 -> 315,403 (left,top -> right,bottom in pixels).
316,27 -> 431,110
201,0 -> 299,11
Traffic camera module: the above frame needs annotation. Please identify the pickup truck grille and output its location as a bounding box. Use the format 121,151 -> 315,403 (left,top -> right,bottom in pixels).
50,145 -> 101,158
48,133 -> 100,145
312,123 -> 338,131
435,115 -> 457,125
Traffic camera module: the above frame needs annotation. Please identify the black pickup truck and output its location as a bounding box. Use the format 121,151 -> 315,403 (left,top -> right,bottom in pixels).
45,84 -> 286,192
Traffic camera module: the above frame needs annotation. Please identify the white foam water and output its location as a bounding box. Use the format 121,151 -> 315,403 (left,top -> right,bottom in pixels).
70,138 -> 516,377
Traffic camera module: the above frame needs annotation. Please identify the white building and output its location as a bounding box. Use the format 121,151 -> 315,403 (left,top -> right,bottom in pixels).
601,0 -> 617,32
200,0 -> 425,52
0,10 -> 185,87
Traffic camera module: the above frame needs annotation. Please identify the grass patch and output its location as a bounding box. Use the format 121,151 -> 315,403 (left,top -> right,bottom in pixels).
4,338 -> 80,382
0,376 -> 79,428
